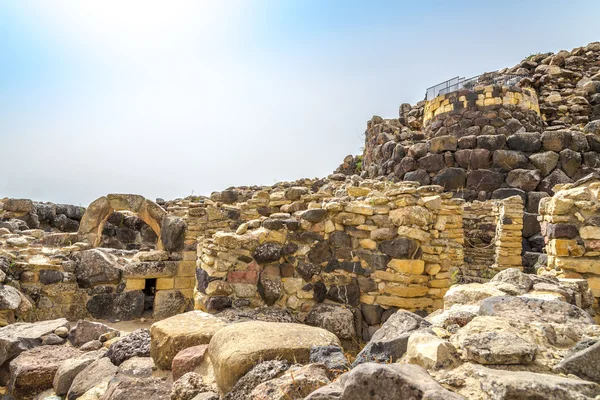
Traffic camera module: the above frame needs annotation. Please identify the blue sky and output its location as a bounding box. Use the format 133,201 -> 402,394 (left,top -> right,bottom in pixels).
1,1 -> 599,205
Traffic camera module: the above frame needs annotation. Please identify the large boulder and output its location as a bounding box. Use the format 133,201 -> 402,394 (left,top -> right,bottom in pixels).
472,364 -> 600,400
224,360 -> 291,400
453,316 -> 536,365
353,310 -> 431,366
72,249 -> 122,288
103,375 -> 172,400
68,320 -> 118,347
305,304 -> 355,340
8,345 -> 82,399
160,215 -> 186,252
172,345 -> 209,381
86,291 -> 145,321
208,320 -> 340,393
479,296 -> 594,326
150,311 -> 228,370
443,284 -> 505,309
0,318 -> 69,365
506,169 -> 541,191
404,331 -> 459,370
106,329 -> 150,366
554,340 -> 600,384
53,349 -> 106,395
0,285 -> 23,311
250,364 -> 330,400
530,151 -> 560,177
305,363 -> 464,399
67,357 -> 118,400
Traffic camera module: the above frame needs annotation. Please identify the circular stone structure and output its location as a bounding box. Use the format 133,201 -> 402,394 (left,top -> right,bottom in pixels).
423,84 -> 543,138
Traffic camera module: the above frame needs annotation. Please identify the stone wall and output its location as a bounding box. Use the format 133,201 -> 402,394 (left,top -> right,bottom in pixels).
423,84 -> 542,137
539,174 -> 600,315
462,201 -> 496,280
194,180 -> 464,340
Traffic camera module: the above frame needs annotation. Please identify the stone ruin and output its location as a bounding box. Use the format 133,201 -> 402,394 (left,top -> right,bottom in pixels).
0,41 -> 599,399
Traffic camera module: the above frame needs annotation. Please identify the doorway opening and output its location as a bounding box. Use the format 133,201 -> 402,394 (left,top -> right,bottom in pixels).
143,278 -> 157,314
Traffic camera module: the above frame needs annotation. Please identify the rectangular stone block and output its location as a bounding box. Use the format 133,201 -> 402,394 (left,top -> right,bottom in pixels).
156,278 -> 175,290
387,259 -> 425,275
382,285 -> 429,298
175,277 -> 195,289
376,295 -> 434,309
177,261 -> 196,277
126,278 -> 145,291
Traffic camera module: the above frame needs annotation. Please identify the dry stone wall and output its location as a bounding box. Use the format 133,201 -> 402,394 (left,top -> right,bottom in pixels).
195,180 -> 465,339
539,174 -> 600,315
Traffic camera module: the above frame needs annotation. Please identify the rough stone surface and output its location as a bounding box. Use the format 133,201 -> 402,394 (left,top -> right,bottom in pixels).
554,340 -> 600,384
224,360 -> 291,400
172,345 -> 209,381
208,320 -> 340,393
305,363 -> 464,399
8,345 -> 82,399
68,319 -> 118,347
0,318 -> 70,365
305,304 -> 355,340
106,329 -> 151,366
67,357 -> 118,400
250,363 -> 330,400
150,311 -> 227,370
353,310 -> 431,366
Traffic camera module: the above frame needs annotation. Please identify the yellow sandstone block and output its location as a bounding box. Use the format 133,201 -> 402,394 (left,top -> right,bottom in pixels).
376,295 -> 433,309
387,259 -> 425,275
383,285 -> 429,298
175,277 -> 196,289
126,279 -> 145,291
156,278 -> 175,290
177,261 -> 196,277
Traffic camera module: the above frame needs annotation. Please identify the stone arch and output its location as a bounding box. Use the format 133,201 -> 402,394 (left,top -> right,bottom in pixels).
78,194 -> 167,250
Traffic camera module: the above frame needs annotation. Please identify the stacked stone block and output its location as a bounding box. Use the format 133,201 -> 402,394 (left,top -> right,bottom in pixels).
492,196 -> 524,271
539,175 -> 600,315
195,181 -> 465,330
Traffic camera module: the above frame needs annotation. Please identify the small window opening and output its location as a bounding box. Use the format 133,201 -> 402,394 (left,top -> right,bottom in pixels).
143,278 -> 157,312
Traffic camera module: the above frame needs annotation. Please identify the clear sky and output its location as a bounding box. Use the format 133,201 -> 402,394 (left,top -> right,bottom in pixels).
1,1 -> 599,206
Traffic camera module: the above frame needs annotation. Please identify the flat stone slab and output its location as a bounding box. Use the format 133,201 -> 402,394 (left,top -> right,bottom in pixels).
150,311 -> 228,370
122,261 -> 178,279
0,318 -> 70,365
208,320 -> 340,393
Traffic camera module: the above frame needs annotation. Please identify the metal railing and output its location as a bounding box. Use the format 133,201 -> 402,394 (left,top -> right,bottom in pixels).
425,72 -> 528,100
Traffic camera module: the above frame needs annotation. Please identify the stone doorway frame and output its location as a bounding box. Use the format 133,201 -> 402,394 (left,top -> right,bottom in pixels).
78,194 -> 167,250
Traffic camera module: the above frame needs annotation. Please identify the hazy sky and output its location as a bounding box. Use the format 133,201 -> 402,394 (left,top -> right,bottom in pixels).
2,1 -> 599,206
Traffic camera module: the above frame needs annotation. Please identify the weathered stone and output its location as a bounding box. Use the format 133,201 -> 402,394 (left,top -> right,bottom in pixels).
310,345 -> 349,371
172,345 -> 208,381
538,169 -> 574,194
506,169 -> 541,191
208,321 -> 340,393
160,215 -> 186,252
253,242 -> 283,264
0,318 -> 70,365
493,150 -> 529,172
86,291 -> 145,320
489,268 -> 532,293
106,329 -> 150,366
68,320 -> 118,347
103,375 -> 172,400
429,135 -> 457,153
8,345 -> 82,399
326,282 -> 360,307
353,311 -> 431,366
301,209 -> 328,223
405,331 -> 459,370
472,364 -> 600,400
378,238 -> 419,259
150,311 -> 227,370
466,170 -> 505,192
0,285 -> 22,311
67,357 -> 118,400
153,289 -> 187,319
444,284 -> 506,309
404,169 -> 430,186
53,351 -> 105,395
72,249 -> 122,288
560,148 -> 582,177
305,363 -> 463,400
530,151 -> 560,177
417,154 -> 444,172
432,168 -> 466,191
491,188 -> 526,202
224,360 -> 291,400
542,130 -> 572,152
171,372 -> 212,400
507,133 -> 542,152
305,304 -> 355,340
477,135 -> 506,151
479,296 -> 594,325
554,340 -> 600,384
454,316 -> 536,365
250,363 -> 330,400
